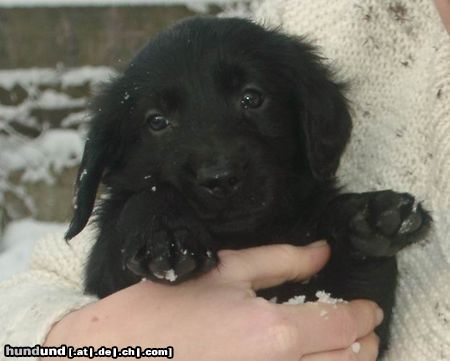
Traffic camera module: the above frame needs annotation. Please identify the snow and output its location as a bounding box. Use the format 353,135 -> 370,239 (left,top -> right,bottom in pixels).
0,67 -> 114,141
283,291 -> 348,306
0,66 -> 115,91
60,67 -> 116,88
0,68 -> 57,91
315,291 -> 347,305
153,269 -> 178,282
0,219 -> 66,282
165,269 -> 178,282
284,295 -> 306,305
351,342 -> 361,354
79,169 -> 88,181
0,66 -> 113,213
0,103 -> 30,123
1,129 -> 84,184
61,111 -> 89,127
36,89 -> 85,109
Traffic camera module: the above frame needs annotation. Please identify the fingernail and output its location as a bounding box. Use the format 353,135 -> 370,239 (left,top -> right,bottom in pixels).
376,308 -> 384,325
306,240 -> 328,248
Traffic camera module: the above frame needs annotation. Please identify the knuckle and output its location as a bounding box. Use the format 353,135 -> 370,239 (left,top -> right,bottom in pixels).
257,308 -> 297,356
276,244 -> 296,258
336,307 -> 358,346
278,245 -> 301,265
253,296 -> 271,308
249,299 -> 281,327
216,250 -> 246,274
266,322 -> 298,355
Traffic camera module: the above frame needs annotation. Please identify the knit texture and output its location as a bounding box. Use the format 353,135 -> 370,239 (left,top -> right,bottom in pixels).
0,228 -> 97,361
1,1 -> 449,360
253,0 -> 450,360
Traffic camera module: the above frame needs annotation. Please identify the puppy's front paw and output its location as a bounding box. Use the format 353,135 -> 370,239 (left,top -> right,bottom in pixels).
122,216 -> 217,283
116,187 -> 218,284
349,190 -> 431,258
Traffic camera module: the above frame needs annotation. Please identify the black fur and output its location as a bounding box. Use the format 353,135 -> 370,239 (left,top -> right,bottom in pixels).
66,17 -> 431,354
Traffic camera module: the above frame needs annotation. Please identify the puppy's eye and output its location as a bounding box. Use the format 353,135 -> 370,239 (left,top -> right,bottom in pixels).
241,89 -> 264,109
146,112 -> 170,131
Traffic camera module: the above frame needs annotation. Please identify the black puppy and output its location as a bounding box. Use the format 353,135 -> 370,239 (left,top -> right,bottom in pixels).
66,17 -> 431,352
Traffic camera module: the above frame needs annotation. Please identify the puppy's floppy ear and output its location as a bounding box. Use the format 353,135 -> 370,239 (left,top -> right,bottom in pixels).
64,137 -> 106,240
65,76 -> 130,240
289,39 -> 352,181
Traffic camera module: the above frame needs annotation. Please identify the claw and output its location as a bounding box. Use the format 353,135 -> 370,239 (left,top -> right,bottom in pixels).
398,213 -> 422,235
153,269 -> 178,282
173,254 -> 197,275
202,250 -> 218,271
349,191 -> 431,258
126,247 -> 149,276
148,255 -> 172,275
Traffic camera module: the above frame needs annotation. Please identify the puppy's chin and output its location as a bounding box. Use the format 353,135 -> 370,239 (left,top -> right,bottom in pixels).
185,192 -> 279,236
205,208 -> 273,235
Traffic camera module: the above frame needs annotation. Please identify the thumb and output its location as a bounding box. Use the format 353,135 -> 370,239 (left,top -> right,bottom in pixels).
215,241 -> 330,290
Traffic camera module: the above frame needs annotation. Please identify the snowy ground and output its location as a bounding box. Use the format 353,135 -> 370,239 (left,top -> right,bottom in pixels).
0,66 -> 114,219
0,219 -> 67,282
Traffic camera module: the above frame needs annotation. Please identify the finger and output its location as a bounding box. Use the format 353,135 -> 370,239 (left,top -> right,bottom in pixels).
279,300 -> 383,355
301,332 -> 380,361
215,241 -> 330,290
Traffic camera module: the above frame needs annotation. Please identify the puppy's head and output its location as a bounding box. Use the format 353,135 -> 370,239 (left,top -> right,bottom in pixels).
65,17 -> 351,240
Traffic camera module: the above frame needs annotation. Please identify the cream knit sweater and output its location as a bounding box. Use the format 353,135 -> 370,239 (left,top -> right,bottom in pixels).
1,1 -> 449,360
253,0 -> 450,359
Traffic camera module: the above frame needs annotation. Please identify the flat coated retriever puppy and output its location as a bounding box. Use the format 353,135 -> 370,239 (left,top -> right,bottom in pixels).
65,17 -> 431,353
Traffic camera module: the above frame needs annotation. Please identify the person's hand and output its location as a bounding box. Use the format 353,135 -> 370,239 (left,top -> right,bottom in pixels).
434,0 -> 450,33
44,241 -> 382,361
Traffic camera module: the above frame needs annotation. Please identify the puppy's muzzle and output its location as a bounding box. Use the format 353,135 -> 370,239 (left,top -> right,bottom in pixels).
197,165 -> 243,199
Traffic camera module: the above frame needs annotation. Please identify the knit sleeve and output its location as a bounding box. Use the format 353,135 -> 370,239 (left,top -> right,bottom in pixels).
252,1 -> 450,360
251,0 -> 284,28
0,229 -> 97,360
427,35 -> 450,263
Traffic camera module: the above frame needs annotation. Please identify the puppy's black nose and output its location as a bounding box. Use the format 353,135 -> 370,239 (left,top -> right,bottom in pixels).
197,168 -> 243,198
